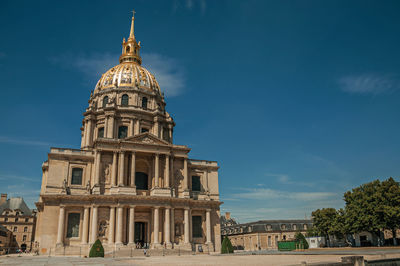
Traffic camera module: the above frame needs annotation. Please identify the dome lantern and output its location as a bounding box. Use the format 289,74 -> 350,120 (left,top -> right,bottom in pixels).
119,10 -> 142,65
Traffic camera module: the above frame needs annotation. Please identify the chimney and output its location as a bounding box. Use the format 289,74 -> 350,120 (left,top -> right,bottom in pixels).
0,194 -> 7,205
225,212 -> 231,220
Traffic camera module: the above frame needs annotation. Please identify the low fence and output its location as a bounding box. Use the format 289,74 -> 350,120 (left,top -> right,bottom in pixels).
300,256 -> 400,266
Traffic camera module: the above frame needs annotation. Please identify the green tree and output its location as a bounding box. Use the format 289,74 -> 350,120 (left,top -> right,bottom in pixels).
311,208 -> 338,247
295,232 -> 309,249
89,239 -> 104,257
379,177 -> 400,245
221,236 -> 234,254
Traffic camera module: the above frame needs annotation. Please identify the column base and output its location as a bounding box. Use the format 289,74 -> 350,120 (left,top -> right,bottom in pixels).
56,243 -> 64,248
182,190 -> 190,198
151,242 -> 162,249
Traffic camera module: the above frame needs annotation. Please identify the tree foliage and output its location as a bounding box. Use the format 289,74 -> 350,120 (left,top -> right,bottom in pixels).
89,239 -> 104,257
295,232 -> 309,249
221,236 -> 234,254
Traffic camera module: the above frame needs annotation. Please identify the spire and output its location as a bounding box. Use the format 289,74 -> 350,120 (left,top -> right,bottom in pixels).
129,10 -> 135,40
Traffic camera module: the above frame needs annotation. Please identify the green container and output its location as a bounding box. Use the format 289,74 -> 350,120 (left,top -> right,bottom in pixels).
277,241 -> 297,251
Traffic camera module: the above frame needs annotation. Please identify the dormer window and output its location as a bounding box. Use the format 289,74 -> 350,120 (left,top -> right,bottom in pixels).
102,96 -> 109,108
281,224 -> 286,230
118,126 -> 128,139
142,97 -> 148,109
266,224 -> 272,231
121,94 -> 129,106
293,224 -> 297,230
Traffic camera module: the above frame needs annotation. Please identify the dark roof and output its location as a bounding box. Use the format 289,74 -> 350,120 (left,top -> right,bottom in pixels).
0,197 -> 32,216
221,219 -> 313,235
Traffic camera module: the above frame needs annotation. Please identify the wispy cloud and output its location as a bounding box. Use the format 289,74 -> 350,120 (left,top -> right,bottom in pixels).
0,136 -> 71,147
50,52 -> 185,97
0,52 -> 5,59
233,188 -> 336,202
265,173 -> 314,187
339,74 -> 399,95
173,0 -> 207,14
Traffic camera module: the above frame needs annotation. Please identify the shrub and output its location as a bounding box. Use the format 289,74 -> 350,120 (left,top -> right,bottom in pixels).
295,232 -> 309,249
221,236 -> 234,254
89,239 -> 104,257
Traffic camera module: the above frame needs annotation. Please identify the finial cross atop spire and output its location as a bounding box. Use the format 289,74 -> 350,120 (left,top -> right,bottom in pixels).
129,9 -> 136,40
131,9 -> 136,18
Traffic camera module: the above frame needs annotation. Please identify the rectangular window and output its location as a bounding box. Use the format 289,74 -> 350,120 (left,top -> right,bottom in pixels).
71,168 -> 83,185
13,227 -> 17,232
4,218 -> 8,222
268,236 -> 271,246
98,127 -> 104,138
141,128 -> 149,133
192,176 -> 201,192
23,235 -> 26,242
24,227 -> 28,232
66,213 -> 80,238
25,218 -> 29,222
192,216 -> 202,238
118,126 -> 128,139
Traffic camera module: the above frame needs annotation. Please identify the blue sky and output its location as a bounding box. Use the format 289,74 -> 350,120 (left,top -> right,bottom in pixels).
1,0 -> 400,223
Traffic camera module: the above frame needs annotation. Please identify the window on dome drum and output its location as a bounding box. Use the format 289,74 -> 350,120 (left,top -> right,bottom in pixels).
25,218 -> 29,222
15,218 -> 18,222
121,94 -> 129,106
98,127 -> 104,138
142,97 -> 148,109
71,168 -> 83,185
135,172 -> 148,190
118,126 -> 128,139
141,128 -> 149,133
66,213 -> 80,238
126,46 -> 130,53
192,216 -> 202,238
192,176 -> 201,192
103,96 -> 109,108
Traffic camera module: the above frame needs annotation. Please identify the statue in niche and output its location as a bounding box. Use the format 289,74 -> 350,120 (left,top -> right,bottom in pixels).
98,220 -> 108,237
86,180 -> 91,194
103,164 -> 111,184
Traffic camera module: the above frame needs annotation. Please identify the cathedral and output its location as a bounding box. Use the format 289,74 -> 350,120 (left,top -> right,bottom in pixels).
34,13 -> 222,255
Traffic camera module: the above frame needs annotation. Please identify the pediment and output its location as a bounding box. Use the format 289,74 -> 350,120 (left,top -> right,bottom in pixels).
124,132 -> 171,146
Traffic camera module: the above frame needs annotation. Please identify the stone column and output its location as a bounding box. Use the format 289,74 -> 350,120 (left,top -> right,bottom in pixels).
206,209 -> 212,244
165,155 -> 170,188
56,206 -> 65,246
108,207 -> 115,244
81,206 -> 90,244
129,119 -> 134,137
90,206 -> 98,244
104,116 -> 109,137
94,150 -> 101,186
118,151 -> 125,186
135,119 -> 140,135
154,120 -> 159,137
168,126 -> 173,142
130,152 -> 136,187
164,207 -> 171,245
183,158 -> 188,190
154,154 -> 159,187
170,208 -> 175,243
116,206 -> 123,245
205,169 -> 209,192
128,206 -> 135,245
86,119 -> 92,146
111,152 -> 117,186
109,115 -> 115,138
81,122 -> 86,148
184,208 -> 190,244
153,207 -> 160,244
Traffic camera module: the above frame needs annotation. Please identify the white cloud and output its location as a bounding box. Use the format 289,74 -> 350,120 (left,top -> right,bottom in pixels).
172,0 -> 207,14
233,188 -> 336,202
50,52 -> 185,97
0,136 -> 71,147
339,74 -> 399,95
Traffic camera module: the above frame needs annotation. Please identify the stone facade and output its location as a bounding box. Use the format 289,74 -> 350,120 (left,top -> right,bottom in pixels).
34,13 -> 222,255
0,194 -> 37,252
221,213 -> 312,251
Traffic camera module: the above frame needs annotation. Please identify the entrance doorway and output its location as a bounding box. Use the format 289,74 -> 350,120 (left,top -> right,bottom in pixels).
134,222 -> 146,248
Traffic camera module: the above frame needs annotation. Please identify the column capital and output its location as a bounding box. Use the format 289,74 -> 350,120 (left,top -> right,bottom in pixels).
84,206 -> 90,210
129,205 -> 136,209
153,206 -> 161,210
59,205 -> 66,209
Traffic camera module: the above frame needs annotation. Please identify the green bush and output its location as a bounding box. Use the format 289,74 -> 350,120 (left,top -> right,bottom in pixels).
89,239 -> 104,257
295,232 -> 309,249
221,236 -> 234,254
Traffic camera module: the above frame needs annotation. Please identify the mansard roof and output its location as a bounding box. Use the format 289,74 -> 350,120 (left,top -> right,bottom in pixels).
0,197 -> 32,216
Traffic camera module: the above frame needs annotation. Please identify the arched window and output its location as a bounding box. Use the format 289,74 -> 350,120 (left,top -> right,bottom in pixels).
126,46 -> 130,53
135,172 -> 148,190
71,168 -> 83,185
118,126 -> 128,139
121,94 -> 129,106
102,96 -> 109,108
142,97 -> 148,109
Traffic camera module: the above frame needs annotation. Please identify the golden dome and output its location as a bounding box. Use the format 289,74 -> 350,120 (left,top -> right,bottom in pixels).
94,11 -> 161,96
95,62 -> 161,95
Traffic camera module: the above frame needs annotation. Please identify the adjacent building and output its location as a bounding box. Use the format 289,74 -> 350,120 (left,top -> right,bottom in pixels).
221,213 -> 312,250
0,194 -> 37,252
34,13 -> 222,255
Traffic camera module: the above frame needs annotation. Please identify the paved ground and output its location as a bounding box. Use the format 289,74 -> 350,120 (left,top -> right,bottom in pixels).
0,247 -> 399,266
